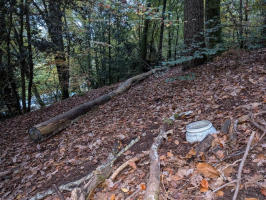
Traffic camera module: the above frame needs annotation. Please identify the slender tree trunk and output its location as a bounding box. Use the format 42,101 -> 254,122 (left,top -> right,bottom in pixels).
26,0 -> 34,112
239,0 -> 244,48
183,0 -> 206,71
19,0 -> 27,113
158,0 -> 167,62
140,2 -> 151,72
168,15 -> 172,60
108,12 -> 112,84
205,0 -> 221,49
7,1 -> 21,115
174,14 -> 179,59
32,84 -> 45,108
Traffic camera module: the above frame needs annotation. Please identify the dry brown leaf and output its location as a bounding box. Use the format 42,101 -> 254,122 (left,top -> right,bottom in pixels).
140,183 -> 146,190
167,151 -> 174,157
174,140 -> 180,145
185,149 -> 197,159
196,163 -> 220,178
216,190 -> 224,197
201,179 -> 209,188
200,186 -> 209,192
111,194 -> 116,200
261,188 -> 266,196
245,198 -> 259,200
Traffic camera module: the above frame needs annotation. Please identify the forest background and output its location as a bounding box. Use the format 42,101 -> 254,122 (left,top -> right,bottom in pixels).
0,0 -> 266,120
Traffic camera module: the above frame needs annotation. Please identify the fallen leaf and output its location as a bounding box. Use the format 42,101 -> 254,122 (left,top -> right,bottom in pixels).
128,160 -> 137,170
111,194 -> 116,200
261,188 -> 266,196
174,140 -> 180,145
196,163 -> 220,178
238,115 -> 249,123
185,149 -> 197,159
201,179 -> 209,188
140,183 -> 146,190
216,190 -> 224,197
121,187 -> 129,193
245,198 -> 259,200
167,151 -> 174,157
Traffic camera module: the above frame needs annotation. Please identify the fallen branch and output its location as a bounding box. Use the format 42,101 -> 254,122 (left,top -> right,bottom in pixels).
232,131 -> 255,200
29,67 -> 168,143
144,127 -> 171,200
52,184 -> 65,200
109,151 -> 149,182
29,137 -> 139,200
71,137 -> 140,200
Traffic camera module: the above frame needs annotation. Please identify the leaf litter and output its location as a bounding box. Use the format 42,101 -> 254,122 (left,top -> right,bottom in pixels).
1,48 -> 266,199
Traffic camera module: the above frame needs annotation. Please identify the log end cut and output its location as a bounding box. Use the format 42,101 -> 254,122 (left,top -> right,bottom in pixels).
29,127 -> 42,143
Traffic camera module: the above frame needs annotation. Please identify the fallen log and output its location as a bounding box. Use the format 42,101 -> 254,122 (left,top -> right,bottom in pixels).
29,67 -> 168,143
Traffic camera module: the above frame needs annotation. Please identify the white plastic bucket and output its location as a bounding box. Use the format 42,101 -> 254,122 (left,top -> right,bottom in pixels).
186,120 -> 217,143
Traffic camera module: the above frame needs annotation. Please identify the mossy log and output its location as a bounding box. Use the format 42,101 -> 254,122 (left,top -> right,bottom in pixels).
29,67 -> 168,143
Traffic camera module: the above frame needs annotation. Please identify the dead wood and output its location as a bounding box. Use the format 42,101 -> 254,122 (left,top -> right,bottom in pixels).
71,137 -> 140,200
144,127 -> 169,200
29,137 -> 139,200
52,184 -> 65,200
29,67 -> 168,143
220,119 -> 231,134
187,134 -> 215,163
109,151 -> 149,182
232,131 -> 255,200
229,120 -> 238,148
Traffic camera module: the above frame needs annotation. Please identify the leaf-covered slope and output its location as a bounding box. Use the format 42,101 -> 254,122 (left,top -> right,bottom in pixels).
1,48 -> 266,199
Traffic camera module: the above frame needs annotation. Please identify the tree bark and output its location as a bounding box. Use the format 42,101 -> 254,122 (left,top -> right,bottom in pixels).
29,67 -> 168,143
183,0 -> 206,71
47,0 -> 69,99
140,2 -> 151,72
205,0 -> 222,49
26,0 -> 34,112
158,0 -> 167,62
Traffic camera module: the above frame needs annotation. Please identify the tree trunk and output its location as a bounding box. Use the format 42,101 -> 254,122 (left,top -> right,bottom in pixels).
174,14 -> 180,59
29,67 -> 168,143
6,2 -> 21,115
158,0 -> 167,62
205,0 -> 222,49
32,84 -> 45,108
26,0 -> 34,112
183,0 -> 206,71
47,0 -> 69,100
19,0 -> 27,113
140,2 -> 151,72
239,0 -> 244,48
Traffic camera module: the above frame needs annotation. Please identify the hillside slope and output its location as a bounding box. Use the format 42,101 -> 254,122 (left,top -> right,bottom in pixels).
1,49 -> 266,200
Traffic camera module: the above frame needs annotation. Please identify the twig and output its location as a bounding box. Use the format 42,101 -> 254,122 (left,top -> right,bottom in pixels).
125,188 -> 141,200
109,151 -> 149,181
232,131 -> 255,200
52,184 -> 65,200
255,111 -> 266,116
30,137 -> 140,200
211,180 -> 237,194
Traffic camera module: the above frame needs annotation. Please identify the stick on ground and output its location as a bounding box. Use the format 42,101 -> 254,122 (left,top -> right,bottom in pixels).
232,131 -> 255,200
143,127 -> 171,200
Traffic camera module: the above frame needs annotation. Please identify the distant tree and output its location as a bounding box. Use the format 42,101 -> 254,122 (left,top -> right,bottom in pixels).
183,0 -> 205,70
205,0 -> 222,49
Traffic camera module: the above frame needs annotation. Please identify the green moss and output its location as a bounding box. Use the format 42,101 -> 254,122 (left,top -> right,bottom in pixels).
163,118 -> 173,125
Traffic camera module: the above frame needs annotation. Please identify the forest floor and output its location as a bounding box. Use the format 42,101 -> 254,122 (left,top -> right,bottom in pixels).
1,48 -> 266,200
